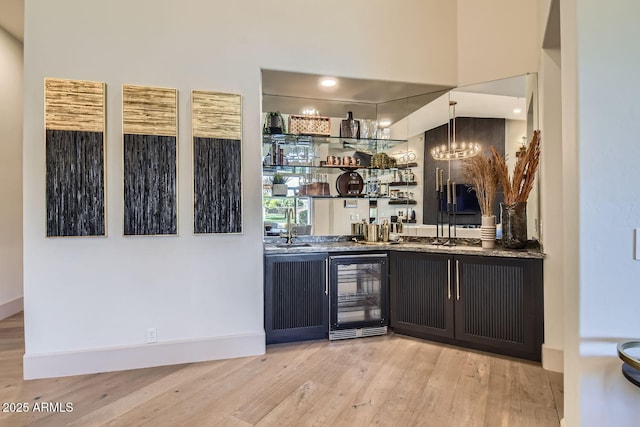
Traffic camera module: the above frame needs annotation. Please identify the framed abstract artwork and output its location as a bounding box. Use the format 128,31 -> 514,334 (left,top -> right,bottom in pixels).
122,85 -> 178,236
45,78 -> 106,237
192,90 -> 242,234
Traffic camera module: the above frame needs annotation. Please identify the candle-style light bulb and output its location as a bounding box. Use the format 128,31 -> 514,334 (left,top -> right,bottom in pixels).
452,181 -> 457,205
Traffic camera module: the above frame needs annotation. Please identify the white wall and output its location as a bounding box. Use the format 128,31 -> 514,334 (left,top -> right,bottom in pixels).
559,0 -> 581,422
23,0 -> 458,378
0,26 -> 23,319
457,0 -> 540,86
538,47 -> 564,373
568,0 -> 640,425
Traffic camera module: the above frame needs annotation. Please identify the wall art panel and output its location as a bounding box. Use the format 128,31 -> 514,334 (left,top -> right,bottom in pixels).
45,78 -> 106,237
192,91 -> 242,234
122,85 -> 177,236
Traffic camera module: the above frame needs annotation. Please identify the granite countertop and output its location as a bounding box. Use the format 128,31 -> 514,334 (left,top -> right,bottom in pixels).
263,237 -> 545,259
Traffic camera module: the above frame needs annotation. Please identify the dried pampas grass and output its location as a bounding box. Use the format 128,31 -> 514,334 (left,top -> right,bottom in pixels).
463,153 -> 499,216
491,130 -> 541,204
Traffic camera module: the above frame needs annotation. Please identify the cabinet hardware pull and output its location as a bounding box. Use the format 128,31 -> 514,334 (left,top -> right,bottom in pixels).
447,259 -> 452,300
456,260 -> 460,301
325,259 -> 329,295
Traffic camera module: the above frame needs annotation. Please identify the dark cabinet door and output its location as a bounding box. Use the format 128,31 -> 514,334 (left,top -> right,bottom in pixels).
453,255 -> 543,361
264,253 -> 328,344
390,251 -> 454,339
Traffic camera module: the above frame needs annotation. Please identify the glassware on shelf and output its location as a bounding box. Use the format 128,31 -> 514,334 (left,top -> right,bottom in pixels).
312,146 -> 321,167
369,120 -> 379,139
402,169 -> 415,182
360,120 -> 370,139
379,182 -> 389,197
350,121 -> 359,140
367,177 -> 379,197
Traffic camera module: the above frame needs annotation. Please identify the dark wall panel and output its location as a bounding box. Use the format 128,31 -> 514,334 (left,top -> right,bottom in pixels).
193,137 -> 242,233
46,129 -> 105,237
423,118 -> 506,225
123,134 -> 177,235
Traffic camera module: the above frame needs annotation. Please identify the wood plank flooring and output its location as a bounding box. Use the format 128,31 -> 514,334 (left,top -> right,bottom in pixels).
0,313 -> 563,426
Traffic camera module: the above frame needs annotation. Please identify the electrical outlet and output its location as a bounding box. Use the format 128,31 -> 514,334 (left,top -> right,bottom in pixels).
147,327 -> 157,343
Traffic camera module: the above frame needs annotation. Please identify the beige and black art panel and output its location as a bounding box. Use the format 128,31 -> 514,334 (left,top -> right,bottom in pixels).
192,91 -> 242,234
122,85 -> 177,236
45,78 -> 106,237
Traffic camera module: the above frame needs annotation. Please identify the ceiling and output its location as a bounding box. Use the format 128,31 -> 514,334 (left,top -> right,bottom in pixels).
263,70 -> 529,128
262,70 -> 451,105
452,74 -> 529,121
0,0 -> 24,42
262,69 -> 453,124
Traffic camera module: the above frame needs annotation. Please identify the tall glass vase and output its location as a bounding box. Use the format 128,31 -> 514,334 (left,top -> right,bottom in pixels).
500,202 -> 527,249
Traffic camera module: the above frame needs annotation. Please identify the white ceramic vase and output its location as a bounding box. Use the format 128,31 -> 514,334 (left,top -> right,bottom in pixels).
480,215 -> 497,249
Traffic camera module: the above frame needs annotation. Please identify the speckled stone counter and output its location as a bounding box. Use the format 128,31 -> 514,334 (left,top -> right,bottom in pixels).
263,236 -> 545,259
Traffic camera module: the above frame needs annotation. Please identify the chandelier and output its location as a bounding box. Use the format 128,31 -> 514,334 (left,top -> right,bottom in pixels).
431,101 -> 481,160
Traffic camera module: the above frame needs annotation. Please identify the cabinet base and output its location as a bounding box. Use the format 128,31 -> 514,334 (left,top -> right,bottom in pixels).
329,326 -> 387,341
392,327 -> 541,362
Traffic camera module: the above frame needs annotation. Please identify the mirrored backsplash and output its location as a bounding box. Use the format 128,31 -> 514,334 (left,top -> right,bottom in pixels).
261,70 -> 539,242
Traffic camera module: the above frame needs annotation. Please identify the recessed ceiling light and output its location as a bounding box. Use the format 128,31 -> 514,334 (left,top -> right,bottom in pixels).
320,78 -> 337,87
379,119 -> 392,127
513,108 -> 522,114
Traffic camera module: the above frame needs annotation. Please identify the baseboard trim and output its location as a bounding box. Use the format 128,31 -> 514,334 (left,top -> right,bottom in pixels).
542,343 -> 564,372
23,332 -> 265,380
0,296 -> 23,320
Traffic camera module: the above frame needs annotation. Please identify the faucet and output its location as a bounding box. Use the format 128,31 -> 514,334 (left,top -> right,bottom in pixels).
279,207 -> 297,244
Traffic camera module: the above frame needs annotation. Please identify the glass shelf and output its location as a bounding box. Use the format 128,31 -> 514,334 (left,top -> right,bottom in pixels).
262,131 -> 418,235
264,194 -> 418,204
388,199 -> 417,205
396,162 -> 418,169
265,194 -> 388,200
262,165 -> 409,173
389,181 -> 417,186
262,133 -> 408,151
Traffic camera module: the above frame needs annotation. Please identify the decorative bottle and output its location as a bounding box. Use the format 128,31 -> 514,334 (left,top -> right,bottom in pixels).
340,111 -> 360,139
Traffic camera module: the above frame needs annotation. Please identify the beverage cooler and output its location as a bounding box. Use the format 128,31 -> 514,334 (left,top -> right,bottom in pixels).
328,254 -> 389,340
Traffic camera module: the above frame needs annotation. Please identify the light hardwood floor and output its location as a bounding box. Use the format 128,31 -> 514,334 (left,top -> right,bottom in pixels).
0,313 -> 563,426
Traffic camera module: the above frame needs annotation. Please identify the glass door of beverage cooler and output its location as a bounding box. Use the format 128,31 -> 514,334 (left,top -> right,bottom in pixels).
329,254 -> 388,340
